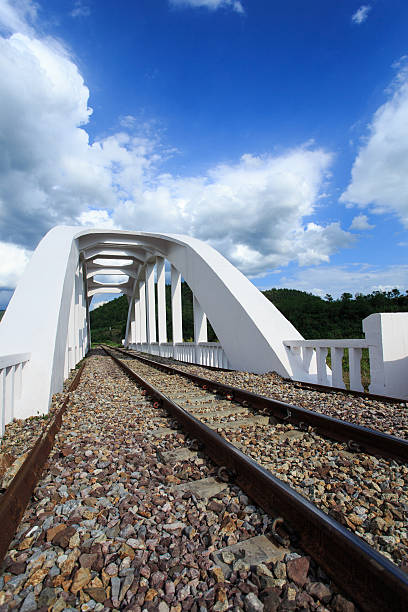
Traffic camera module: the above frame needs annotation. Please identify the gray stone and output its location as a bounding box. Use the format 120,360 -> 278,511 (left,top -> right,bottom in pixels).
212,535 -> 286,577
151,427 -> 176,437
244,592 -> 264,611
111,576 -> 121,606
174,476 -> 228,500
7,573 -> 27,589
38,587 -> 58,608
210,415 -> 269,430
20,592 -> 37,612
159,447 -> 196,463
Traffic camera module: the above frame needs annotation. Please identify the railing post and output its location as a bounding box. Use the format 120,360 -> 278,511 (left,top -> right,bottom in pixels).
331,347 -> 346,389
302,347 -> 314,373
1,369 -> 5,437
316,347 -> 329,385
2,367 -> 13,436
349,348 -> 363,392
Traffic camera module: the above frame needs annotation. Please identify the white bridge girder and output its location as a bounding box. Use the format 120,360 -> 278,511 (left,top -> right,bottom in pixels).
0,226 -> 312,419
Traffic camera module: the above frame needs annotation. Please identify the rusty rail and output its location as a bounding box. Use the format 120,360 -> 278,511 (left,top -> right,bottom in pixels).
104,345 -> 408,612
112,346 -> 408,462
0,361 -> 86,563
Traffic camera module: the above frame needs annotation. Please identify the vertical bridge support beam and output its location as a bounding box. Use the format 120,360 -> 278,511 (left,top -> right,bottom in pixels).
171,265 -> 183,344
194,296 -> 207,365
194,296 -> 207,343
139,276 -> 147,343
157,256 -> 167,344
134,297 -> 141,343
146,262 -> 156,344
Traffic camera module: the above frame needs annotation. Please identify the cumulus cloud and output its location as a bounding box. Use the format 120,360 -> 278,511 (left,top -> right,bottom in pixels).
341,62 -> 408,226
112,148 -> 355,276
0,25 -> 160,248
275,263 -> 408,298
0,0 -> 353,292
349,214 -> 374,230
351,5 -> 371,25
169,0 -> 244,14
0,241 -> 31,287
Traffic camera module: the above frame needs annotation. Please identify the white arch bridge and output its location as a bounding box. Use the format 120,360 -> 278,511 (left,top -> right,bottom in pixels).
0,226 -> 407,433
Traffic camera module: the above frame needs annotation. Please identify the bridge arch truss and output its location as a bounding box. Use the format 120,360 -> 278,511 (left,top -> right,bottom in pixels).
0,226 -> 309,421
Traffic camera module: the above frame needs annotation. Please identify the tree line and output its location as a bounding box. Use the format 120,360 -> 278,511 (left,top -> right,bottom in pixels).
89,285 -> 408,345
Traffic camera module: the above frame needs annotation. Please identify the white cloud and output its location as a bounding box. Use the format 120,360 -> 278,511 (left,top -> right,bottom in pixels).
349,214 -> 374,230
351,5 -> 371,25
0,0 -> 353,293
0,23 -> 159,248
0,0 -> 37,35
78,209 -> 115,229
169,0 -> 244,14
113,148 -> 354,276
70,1 -> 90,18
119,115 -> 137,128
341,62 -> 408,227
275,263 -> 408,298
90,299 -> 109,311
0,241 -> 31,287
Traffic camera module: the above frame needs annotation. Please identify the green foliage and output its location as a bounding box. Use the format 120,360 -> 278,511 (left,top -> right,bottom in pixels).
0,310 -> 4,321
263,288 -> 408,339
90,295 -> 128,345
90,284 -> 218,345
89,286 -> 408,346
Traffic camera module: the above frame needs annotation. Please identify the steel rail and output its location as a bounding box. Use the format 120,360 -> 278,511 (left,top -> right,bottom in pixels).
284,377 -> 407,405
0,360 -> 86,563
111,346 -> 408,462
103,346 -> 408,612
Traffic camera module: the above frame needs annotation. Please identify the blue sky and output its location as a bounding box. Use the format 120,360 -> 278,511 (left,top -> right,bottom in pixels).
0,0 -> 408,309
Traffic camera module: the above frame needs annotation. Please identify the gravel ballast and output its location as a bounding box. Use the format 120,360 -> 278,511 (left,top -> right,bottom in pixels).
0,351 -> 359,611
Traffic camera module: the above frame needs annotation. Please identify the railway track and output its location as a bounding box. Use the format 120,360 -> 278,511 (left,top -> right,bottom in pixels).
0,348 -> 407,610
0,361 -> 86,565
111,346 -> 408,462
102,345 -> 408,611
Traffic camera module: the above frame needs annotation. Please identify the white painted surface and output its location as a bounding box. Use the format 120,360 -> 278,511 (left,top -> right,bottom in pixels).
363,313 -> 408,399
132,341 -> 229,369
146,262 -> 156,344
0,354 -> 30,435
139,278 -> 147,343
171,265 -> 183,343
156,256 -> 167,343
193,297 -> 207,343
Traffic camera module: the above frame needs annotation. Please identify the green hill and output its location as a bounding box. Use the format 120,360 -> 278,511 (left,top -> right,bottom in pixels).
90,286 -> 408,345
90,283 -> 217,346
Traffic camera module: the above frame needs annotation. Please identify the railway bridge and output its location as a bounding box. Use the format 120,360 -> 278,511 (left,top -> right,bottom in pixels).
0,225 -> 407,431
0,226 -> 408,611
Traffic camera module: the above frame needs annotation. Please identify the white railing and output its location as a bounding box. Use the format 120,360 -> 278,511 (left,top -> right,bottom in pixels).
283,339 -> 369,392
129,342 -> 230,369
0,353 -> 31,435
284,312 -> 408,399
